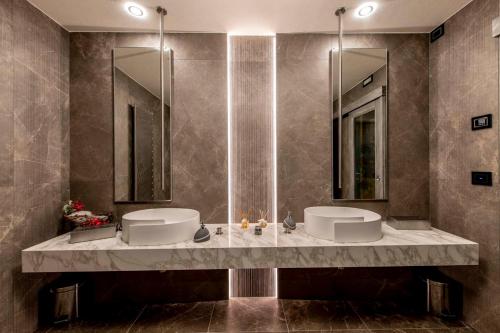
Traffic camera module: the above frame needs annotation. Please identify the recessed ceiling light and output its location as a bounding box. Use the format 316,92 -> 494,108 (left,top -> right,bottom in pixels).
355,2 -> 378,18
124,2 -> 146,18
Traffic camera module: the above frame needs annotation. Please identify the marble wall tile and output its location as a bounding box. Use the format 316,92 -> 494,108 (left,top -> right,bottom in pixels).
69,32 -> 228,305
70,32 -> 227,222
0,0 -> 69,332
429,1 -> 500,332
277,32 -> 429,301
277,57 -> 332,217
0,1 -> 15,274
277,33 -> 429,222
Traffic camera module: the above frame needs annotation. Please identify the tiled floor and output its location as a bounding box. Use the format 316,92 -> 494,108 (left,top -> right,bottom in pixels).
39,298 -> 476,333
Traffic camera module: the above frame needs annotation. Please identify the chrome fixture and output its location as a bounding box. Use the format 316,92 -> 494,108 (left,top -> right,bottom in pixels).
335,7 -> 345,188
112,6 -> 173,202
157,6 -> 167,191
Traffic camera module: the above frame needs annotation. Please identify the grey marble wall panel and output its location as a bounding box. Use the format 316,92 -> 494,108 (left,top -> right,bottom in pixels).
277,35 -> 333,219
429,0 -> 500,332
277,33 -> 429,222
277,32 -> 429,302
69,32 -> 228,305
0,0 -> 69,332
70,33 -> 227,222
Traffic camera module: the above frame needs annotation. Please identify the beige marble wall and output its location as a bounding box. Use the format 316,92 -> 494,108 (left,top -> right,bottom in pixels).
0,0 -> 70,331
70,33 -> 227,222
277,33 -> 429,300
69,32 -> 229,304
429,0 -> 500,331
277,33 -> 429,222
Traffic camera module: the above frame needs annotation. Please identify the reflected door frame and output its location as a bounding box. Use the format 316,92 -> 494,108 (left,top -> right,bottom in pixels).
345,93 -> 386,199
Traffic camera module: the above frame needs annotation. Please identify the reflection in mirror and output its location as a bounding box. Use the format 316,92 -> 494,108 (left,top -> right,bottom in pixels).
332,48 -> 387,200
113,47 -> 172,202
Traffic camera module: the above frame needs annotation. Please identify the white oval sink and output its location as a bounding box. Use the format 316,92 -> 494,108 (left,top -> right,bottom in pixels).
304,206 -> 382,243
121,208 -> 200,245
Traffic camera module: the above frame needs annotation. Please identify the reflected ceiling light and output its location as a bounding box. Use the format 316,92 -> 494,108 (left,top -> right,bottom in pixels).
125,2 -> 146,18
355,2 -> 377,18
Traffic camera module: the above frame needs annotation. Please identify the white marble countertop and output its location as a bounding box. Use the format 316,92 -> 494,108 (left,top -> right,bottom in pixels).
22,223 -> 478,273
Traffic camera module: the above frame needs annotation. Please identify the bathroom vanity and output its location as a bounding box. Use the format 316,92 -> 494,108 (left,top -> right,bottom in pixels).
22,222 -> 478,273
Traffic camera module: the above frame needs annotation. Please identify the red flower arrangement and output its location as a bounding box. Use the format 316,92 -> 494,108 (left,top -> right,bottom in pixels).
72,200 -> 85,212
81,217 -> 104,228
63,200 -> 113,230
63,200 -> 85,215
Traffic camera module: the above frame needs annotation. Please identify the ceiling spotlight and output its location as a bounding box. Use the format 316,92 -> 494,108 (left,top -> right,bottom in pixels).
125,2 -> 146,18
355,2 -> 377,18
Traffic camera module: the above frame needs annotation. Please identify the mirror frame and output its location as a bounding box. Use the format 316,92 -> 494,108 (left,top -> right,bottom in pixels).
112,47 -> 174,203
331,47 -> 389,202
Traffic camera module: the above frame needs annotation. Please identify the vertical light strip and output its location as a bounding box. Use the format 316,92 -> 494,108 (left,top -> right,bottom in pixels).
272,35 -> 278,298
227,33 -> 277,298
227,34 -> 233,298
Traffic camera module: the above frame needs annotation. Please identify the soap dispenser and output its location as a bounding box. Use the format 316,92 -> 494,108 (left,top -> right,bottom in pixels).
194,221 -> 210,243
283,211 -> 296,230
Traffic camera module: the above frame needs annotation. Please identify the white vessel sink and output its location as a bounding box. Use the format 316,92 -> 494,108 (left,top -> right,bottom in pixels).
304,206 -> 382,243
121,208 -> 200,246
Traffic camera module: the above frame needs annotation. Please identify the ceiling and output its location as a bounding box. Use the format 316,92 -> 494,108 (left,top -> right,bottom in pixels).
29,0 -> 472,34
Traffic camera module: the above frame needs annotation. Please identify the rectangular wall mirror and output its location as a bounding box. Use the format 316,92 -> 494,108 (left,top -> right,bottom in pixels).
332,48 -> 387,200
113,47 -> 172,202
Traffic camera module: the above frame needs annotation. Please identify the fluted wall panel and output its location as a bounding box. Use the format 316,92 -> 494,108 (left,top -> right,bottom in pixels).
229,36 -> 275,297
0,1 -> 69,331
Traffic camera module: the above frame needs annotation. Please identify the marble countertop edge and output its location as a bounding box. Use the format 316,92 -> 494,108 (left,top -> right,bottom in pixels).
21,222 -> 479,273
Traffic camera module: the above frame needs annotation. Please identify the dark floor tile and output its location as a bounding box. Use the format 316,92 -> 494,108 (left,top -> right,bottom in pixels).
209,297 -> 288,332
349,301 -> 463,330
289,329 -> 372,333
369,327 -> 477,333
282,299 -> 366,331
130,301 -> 214,333
42,303 -> 144,333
